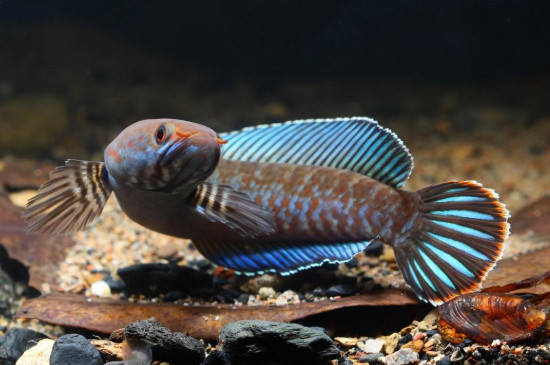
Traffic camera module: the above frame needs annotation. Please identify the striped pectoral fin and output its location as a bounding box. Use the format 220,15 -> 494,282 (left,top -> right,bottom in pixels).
23,159 -> 112,235
188,182 -> 276,238
220,117 -> 413,188
191,238 -> 374,275
395,181 -> 510,305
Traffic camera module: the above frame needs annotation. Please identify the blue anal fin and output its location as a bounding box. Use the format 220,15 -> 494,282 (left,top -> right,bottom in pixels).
191,239 -> 374,275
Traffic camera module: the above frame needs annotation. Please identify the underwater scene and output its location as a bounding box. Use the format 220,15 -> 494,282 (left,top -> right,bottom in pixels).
1,1 -> 550,364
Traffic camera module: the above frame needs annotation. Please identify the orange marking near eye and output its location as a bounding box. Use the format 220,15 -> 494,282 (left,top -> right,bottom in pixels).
216,137 -> 228,145
176,130 -> 192,139
109,148 -> 122,163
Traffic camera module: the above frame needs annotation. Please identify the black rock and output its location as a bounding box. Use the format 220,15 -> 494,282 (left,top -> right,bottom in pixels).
219,320 -> 339,365
121,318 -> 205,365
344,257 -> 359,269
325,283 -> 358,297
338,356 -> 354,365
359,352 -> 383,363
398,333 -> 413,345
163,290 -> 187,301
0,328 -> 48,365
50,333 -> 103,365
117,263 -> 213,296
103,275 -> 126,292
237,293 -> 249,304
202,350 -> 232,365
437,355 -> 451,365
189,287 -> 218,300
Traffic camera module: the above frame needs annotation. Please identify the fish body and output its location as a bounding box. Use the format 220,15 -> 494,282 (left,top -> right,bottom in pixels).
209,160 -> 420,245
24,117 -> 509,305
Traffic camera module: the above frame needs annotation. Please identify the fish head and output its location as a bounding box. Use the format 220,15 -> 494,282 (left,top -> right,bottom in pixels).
104,118 -> 226,192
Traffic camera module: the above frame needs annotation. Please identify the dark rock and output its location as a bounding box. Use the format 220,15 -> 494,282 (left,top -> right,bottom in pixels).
50,333 -> 103,365
359,352 -> 383,363
398,333 -> 413,345
219,289 -> 242,301
219,320 -> 339,365
438,355 -> 451,365
103,275 -> 126,292
344,257 -> 359,269
312,287 -> 326,297
120,318 -> 205,365
202,350 -> 231,365
0,328 -> 48,365
117,263 -> 213,296
237,293 -> 249,304
426,329 -> 438,336
163,290 -> 187,301
456,338 -> 472,348
309,326 -> 329,336
338,356 -> 354,365
325,283 -> 358,297
189,287 -> 218,300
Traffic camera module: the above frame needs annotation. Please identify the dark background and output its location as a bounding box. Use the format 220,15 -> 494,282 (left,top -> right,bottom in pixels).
0,0 -> 549,157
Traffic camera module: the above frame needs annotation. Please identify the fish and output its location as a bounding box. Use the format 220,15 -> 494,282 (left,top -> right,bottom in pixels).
24,117 -> 510,305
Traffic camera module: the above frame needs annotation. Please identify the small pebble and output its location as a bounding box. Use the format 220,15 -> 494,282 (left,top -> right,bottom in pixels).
384,333 -> 400,354
258,287 -> 276,300
383,348 -> 419,365
15,338 -> 54,365
90,280 -> 112,298
359,352 -> 383,363
334,337 -> 359,347
357,338 -> 385,354
326,283 -> 358,297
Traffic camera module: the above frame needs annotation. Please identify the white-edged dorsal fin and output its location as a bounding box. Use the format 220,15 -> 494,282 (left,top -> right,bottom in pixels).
220,117 -> 413,188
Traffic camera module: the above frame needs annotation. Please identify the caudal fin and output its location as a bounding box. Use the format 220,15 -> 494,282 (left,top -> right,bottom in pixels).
394,181 -> 509,305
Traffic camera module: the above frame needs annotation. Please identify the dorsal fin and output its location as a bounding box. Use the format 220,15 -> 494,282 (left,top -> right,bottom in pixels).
220,117 -> 413,188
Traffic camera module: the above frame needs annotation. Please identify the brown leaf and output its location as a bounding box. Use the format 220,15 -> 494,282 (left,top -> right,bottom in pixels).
437,292 -> 550,344
484,246 -> 550,294
482,271 -> 550,294
510,196 -> 550,237
0,191 -> 75,289
0,158 -> 57,190
17,290 -> 428,340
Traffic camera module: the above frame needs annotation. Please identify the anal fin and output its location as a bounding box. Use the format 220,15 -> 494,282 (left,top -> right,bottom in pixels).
192,238 -> 374,275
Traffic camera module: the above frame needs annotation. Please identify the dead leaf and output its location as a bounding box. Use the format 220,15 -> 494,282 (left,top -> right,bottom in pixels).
0,157 -> 56,190
17,290 -> 428,340
484,246 -> 550,293
0,191 -> 75,289
510,196 -> 550,237
438,271 -> 550,344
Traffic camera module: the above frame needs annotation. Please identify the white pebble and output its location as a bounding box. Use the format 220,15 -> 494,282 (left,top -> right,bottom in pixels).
90,280 -> 112,298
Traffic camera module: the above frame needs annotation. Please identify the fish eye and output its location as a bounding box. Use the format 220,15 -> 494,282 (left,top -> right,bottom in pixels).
155,125 -> 167,144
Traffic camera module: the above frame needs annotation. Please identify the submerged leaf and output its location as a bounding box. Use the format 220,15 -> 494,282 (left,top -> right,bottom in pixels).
17,290 -> 428,340
438,271 -> 550,344
0,191 -> 75,288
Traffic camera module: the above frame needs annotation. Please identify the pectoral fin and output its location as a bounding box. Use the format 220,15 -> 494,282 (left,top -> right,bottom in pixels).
23,159 -> 112,235
188,182 -> 275,238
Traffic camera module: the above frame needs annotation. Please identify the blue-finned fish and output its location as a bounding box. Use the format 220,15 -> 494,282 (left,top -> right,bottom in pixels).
24,117 -> 509,305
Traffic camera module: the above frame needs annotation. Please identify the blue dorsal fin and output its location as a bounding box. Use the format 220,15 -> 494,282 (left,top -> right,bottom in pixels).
192,239 -> 374,275
220,117 -> 413,188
